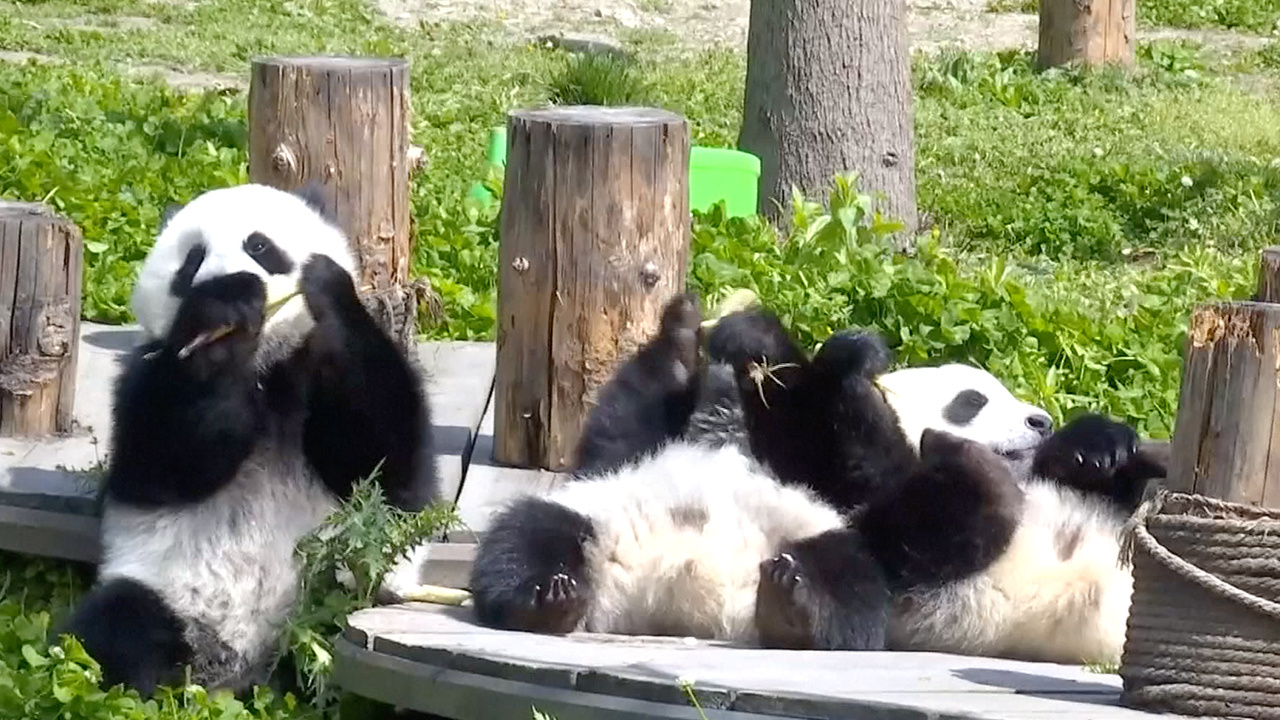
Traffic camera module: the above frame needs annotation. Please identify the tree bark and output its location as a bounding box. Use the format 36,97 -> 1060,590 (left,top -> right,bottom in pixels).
1038,0 -> 1135,69
0,202 -> 83,438
493,106 -> 691,472
247,55 -> 425,350
738,0 -> 917,239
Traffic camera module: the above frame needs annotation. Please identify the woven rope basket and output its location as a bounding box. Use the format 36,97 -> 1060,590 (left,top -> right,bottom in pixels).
1119,490 -> 1280,719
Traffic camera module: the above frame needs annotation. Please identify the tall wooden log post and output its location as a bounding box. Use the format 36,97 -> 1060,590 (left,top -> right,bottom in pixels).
0,202 -> 83,438
493,107 -> 691,472
1038,0 -> 1135,69
247,56 -> 427,352
1165,247 -> 1280,507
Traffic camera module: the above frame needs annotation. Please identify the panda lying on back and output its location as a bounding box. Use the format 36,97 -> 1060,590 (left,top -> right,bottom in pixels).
469,294 -> 1167,665
60,183 -> 438,695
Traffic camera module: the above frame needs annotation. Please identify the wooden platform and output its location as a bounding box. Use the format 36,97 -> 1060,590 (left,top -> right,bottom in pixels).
0,321 -> 557,571
0,323 -> 1178,720
335,603 -> 1163,720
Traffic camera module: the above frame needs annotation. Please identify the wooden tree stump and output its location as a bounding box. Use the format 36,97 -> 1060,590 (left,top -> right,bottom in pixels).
493,106 -> 691,471
1166,300 -> 1280,506
1038,0 -> 1135,69
247,55 -> 427,350
0,202 -> 83,438
1253,246 -> 1280,303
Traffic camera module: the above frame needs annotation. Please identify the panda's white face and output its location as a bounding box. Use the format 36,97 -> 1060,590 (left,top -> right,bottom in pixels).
131,183 -> 358,342
875,363 -> 1053,462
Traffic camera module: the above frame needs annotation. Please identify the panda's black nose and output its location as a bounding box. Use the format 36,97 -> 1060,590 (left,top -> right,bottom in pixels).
1026,413 -> 1053,437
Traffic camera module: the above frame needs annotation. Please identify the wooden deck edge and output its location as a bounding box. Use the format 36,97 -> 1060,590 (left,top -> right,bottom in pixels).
332,636 -> 779,720
0,503 -> 100,564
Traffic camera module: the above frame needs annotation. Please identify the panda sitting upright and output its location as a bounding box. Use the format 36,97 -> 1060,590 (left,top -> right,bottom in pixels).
60,183 -> 438,696
468,293 -> 1166,666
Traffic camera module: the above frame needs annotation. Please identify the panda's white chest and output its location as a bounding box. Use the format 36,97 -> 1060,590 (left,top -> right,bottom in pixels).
98,444 -> 339,659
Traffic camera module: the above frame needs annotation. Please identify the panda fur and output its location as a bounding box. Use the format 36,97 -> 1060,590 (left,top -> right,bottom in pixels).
59,183 -> 438,696
468,293 -> 1168,666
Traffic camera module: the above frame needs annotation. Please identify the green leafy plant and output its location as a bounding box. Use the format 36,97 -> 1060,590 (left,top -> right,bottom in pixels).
280,475 -> 459,709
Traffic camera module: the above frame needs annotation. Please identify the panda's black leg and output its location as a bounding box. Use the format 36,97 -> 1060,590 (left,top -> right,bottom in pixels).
56,577 -> 192,697
105,270 -> 268,507
707,308 -> 828,486
806,331 -> 920,508
573,293 -> 704,476
860,429 -> 1025,589
754,527 -> 890,651
297,255 -> 437,511
1031,413 -> 1166,513
469,497 -> 595,634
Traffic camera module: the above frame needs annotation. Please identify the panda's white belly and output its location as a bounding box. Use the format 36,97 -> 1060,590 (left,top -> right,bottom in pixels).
556,443 -> 847,643
888,479 -> 1132,665
98,445 -> 339,664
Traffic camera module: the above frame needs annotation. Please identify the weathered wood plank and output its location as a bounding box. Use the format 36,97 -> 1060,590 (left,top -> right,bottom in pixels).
335,603 -> 1168,720
494,106 -> 691,471
451,396 -> 568,543
415,341 -> 496,506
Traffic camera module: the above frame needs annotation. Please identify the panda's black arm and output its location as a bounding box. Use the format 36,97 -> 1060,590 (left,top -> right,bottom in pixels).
297,256 -> 436,511
1032,414 -> 1167,513
106,275 -> 269,507
573,293 -> 703,477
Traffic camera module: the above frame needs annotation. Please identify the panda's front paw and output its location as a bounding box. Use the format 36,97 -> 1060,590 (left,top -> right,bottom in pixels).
755,552 -> 817,650
300,254 -> 360,324
166,272 -> 265,378
1032,413 -> 1138,491
811,330 -> 892,380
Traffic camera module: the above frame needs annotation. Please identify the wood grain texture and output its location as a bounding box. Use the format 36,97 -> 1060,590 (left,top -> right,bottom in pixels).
1167,301 -> 1280,507
1038,0 -> 1135,68
247,56 -> 420,347
1255,247 -> 1280,303
494,106 -> 691,471
0,202 -> 82,438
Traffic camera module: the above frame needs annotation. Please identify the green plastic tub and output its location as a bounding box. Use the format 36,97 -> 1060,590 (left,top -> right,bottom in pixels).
469,126 -> 761,218
688,146 -> 760,217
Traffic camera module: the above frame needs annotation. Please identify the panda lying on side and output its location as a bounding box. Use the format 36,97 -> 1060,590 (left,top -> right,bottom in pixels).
469,294 -> 1167,665
60,183 -> 438,696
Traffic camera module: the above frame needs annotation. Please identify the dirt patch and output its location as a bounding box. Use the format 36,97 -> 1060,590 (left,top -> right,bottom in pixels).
378,0 -> 1269,57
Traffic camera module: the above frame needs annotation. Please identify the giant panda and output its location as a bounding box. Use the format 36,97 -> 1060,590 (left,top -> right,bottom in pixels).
58,183 -> 439,696
468,292 -> 1168,666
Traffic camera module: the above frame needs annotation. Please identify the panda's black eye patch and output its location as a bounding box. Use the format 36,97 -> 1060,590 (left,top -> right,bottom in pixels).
242,231 -> 293,275
169,241 -> 206,297
943,389 -> 988,426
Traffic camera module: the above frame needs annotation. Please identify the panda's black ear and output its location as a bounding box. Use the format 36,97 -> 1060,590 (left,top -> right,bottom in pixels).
159,202 -> 185,230
291,181 -> 337,224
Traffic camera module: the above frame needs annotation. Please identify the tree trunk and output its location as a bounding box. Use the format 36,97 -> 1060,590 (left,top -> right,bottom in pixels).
0,202 -> 83,438
738,0 -> 917,240
493,106 -> 691,472
1038,0 -> 1135,69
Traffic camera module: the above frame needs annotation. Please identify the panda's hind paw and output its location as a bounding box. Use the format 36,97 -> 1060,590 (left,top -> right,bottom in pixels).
755,552 -> 817,649
526,572 -> 586,634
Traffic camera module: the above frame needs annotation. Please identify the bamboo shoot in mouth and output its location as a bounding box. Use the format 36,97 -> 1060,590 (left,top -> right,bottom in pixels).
165,277 -> 379,361
175,287 -> 301,360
